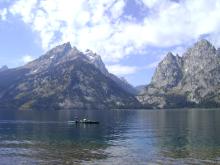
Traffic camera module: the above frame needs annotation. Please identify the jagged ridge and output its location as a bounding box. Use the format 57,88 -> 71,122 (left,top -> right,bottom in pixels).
138,39 -> 220,108
0,43 -> 140,110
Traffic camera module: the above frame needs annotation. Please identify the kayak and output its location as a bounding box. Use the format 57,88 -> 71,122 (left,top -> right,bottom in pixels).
68,120 -> 99,124
76,120 -> 99,124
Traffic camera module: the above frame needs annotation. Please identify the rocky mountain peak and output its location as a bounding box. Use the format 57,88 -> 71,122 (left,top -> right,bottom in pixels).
22,42 -> 136,95
166,52 -> 175,58
151,52 -> 183,89
183,39 -> 218,75
162,52 -> 180,65
85,49 -> 94,55
85,49 -> 103,59
49,42 -> 72,54
183,39 -> 216,59
24,42 -> 78,73
82,49 -> 137,95
139,39 -> 220,108
84,49 -> 99,61
45,42 -> 73,59
0,42 -> 140,110
194,39 -> 213,48
84,49 -> 109,76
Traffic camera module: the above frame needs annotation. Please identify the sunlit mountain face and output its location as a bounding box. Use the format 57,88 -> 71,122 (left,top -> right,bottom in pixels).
0,43 -> 140,110
138,40 -> 220,108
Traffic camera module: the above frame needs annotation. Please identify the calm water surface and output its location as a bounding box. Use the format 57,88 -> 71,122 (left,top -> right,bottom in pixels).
0,109 -> 220,165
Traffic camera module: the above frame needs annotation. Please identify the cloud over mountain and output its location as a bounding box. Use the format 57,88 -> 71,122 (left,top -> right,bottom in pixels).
0,0 -> 218,64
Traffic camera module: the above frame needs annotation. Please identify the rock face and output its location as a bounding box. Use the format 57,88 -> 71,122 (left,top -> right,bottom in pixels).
84,49 -> 137,95
0,43 -> 140,110
151,52 -> 183,90
138,39 -> 220,108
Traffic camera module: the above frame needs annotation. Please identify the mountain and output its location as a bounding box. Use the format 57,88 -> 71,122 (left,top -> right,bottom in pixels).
135,85 -> 146,94
84,49 -> 137,95
0,65 -> 8,72
0,43 -> 140,110
138,39 -> 220,108
109,75 -> 138,95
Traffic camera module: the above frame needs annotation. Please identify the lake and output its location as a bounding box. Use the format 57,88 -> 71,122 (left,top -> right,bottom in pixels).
0,109 -> 220,165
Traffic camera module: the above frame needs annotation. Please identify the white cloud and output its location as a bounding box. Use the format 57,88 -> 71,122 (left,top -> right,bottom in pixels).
22,55 -> 34,63
0,8 -> 7,20
106,62 -> 161,76
106,64 -> 139,75
140,0 -> 163,8
145,61 -> 160,69
110,0 -> 126,19
5,0 -> 220,63
9,0 -> 37,23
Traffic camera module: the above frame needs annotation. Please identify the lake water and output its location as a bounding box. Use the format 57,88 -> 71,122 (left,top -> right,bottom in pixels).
0,109 -> 220,165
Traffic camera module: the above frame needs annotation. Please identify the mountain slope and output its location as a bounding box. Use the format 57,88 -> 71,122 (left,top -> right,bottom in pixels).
0,43 -> 140,110
138,39 -> 220,108
83,49 -> 138,95
135,85 -> 146,94
0,65 -> 8,72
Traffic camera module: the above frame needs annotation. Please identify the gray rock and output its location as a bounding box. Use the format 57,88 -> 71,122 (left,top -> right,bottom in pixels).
138,39 -> 220,108
151,52 -> 183,90
0,43 -> 141,110
84,49 -> 137,95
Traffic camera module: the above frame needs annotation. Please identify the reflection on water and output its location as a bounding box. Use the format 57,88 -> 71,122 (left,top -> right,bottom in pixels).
0,109 -> 220,164
153,109 -> 220,164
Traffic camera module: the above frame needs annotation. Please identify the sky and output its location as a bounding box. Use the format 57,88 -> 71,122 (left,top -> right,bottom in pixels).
1,0 -> 220,86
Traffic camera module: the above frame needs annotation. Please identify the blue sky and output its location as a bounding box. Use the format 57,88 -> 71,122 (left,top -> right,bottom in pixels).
1,0 -> 220,86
